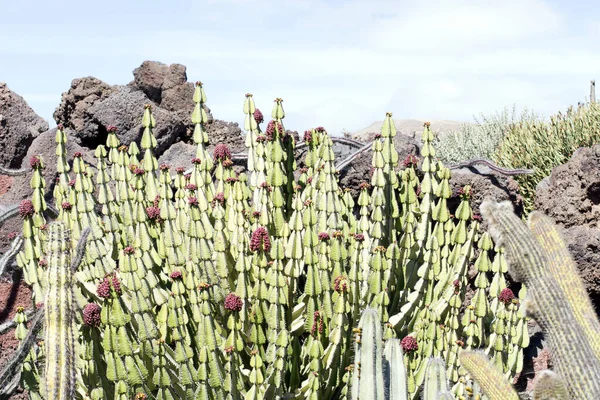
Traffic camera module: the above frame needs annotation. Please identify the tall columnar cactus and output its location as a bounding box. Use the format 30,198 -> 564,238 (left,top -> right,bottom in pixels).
44,224 -> 89,399
460,200 -> 600,399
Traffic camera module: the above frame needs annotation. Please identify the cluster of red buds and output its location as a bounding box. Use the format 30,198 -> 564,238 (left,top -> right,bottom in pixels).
188,197 -> 199,207
106,125 -> 118,133
170,270 -> 183,280
253,108 -> 264,124
159,163 -> 170,171
353,233 -> 365,242
83,303 -> 102,327
123,246 -> 135,255
265,120 -> 284,141
213,144 -> 232,162
358,182 -> 371,191
19,200 -> 34,218
250,227 -> 271,252
456,187 -> 471,200
333,276 -> 348,293
212,192 -> 225,207
401,336 -> 418,352
97,274 -> 122,299
185,183 -> 198,191
176,166 -> 186,174
318,232 -> 330,241
29,155 -> 43,169
224,293 -> 243,312
315,126 -> 325,133
7,232 -> 18,240
498,288 -> 515,304
310,311 -> 324,336
256,135 -> 267,143
146,206 -> 161,220
303,130 -> 313,144
403,154 -> 419,168
61,201 -> 73,211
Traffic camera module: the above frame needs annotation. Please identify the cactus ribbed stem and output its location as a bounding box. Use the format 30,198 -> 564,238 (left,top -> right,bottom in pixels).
480,201 -> 600,398
44,223 -> 85,399
458,351 -> 519,400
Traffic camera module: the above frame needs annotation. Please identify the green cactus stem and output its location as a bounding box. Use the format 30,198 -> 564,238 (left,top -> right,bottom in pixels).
458,351 -> 519,400
0,308 -> 43,397
44,224 -> 89,399
480,200 -> 600,398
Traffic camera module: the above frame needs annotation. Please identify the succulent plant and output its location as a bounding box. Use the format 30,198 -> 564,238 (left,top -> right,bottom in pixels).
0,81 -> 530,400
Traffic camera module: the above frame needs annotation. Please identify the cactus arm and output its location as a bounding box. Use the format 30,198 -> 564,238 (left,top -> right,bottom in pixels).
44,223 -> 84,399
532,370 -> 569,400
422,357 -> 448,400
352,308 -> 385,400
458,351 -> 519,400
383,338 -> 407,400
71,227 -> 90,272
480,200 -> 600,398
0,309 -> 43,396
527,212 -> 600,360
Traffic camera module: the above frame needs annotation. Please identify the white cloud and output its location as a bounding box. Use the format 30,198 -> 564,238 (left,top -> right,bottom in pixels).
2,0 -> 597,137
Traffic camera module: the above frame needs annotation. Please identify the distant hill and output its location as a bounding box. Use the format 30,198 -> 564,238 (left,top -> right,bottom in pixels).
349,118 -> 467,141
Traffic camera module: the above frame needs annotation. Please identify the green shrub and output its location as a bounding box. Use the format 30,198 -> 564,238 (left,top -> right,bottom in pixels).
494,101 -> 600,214
434,105 -> 539,164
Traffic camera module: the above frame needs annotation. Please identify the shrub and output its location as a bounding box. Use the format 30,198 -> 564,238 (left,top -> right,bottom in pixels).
434,105 -> 539,164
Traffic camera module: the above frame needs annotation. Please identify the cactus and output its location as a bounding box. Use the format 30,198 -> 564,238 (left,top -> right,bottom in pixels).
43,224 -> 89,399
459,200 -> 600,399
352,308 -> 450,400
2,81 -> 526,400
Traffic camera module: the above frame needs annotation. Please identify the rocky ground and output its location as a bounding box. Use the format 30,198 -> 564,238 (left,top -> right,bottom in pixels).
0,60 -> 598,398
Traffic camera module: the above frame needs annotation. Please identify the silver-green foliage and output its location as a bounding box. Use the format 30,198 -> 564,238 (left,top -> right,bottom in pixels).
434,105 -> 540,164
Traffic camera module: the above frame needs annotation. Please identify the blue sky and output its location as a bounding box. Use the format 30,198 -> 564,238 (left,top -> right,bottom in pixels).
1,0 -> 598,136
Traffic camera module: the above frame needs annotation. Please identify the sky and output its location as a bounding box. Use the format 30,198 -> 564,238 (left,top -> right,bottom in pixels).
1,0 -> 599,136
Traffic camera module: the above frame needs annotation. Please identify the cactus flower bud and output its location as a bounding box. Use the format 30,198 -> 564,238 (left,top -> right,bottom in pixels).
176,166 -> 186,174
318,232 -> 330,241
213,144 -> 232,162
253,108 -> 264,124
159,163 -> 170,171
170,270 -> 182,280
213,192 -> 225,206
61,201 -> 72,210
498,288 -> 515,304
250,227 -> 271,252
224,293 -> 243,311
315,126 -> 325,133
401,336 -> 418,352
97,274 -> 122,299
403,154 -> 419,168
19,200 -> 34,218
188,197 -> 199,207
7,232 -> 17,240
29,155 -> 43,169
146,206 -> 160,220
106,125 -> 118,133
83,303 -> 102,327
334,276 -> 348,293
